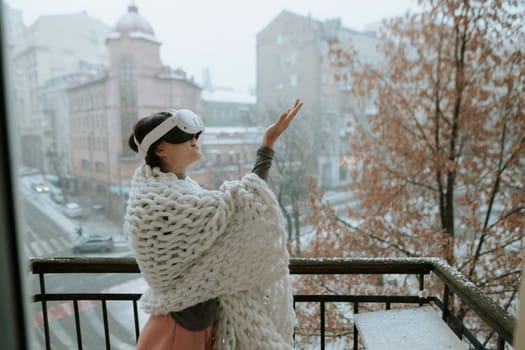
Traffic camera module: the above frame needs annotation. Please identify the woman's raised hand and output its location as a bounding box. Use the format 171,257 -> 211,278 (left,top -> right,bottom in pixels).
262,99 -> 303,149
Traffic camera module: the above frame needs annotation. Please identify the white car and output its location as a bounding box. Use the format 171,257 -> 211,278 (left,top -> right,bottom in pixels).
63,202 -> 83,218
31,182 -> 50,193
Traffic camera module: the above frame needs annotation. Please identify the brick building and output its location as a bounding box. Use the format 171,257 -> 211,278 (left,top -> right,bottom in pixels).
68,5 -> 201,218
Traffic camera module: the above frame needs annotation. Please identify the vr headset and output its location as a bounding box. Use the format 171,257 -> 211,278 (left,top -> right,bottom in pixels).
135,109 -> 205,157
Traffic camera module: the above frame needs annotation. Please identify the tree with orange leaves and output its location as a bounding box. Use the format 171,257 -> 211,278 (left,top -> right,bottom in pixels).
299,0 -> 524,347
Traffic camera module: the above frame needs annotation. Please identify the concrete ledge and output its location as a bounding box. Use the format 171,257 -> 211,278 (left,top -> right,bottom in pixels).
354,306 -> 468,350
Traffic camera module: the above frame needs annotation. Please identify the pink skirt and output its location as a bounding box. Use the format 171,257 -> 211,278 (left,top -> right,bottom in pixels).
137,314 -> 215,350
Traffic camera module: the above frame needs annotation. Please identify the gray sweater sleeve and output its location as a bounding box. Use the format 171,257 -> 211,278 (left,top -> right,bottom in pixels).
252,146 -> 274,182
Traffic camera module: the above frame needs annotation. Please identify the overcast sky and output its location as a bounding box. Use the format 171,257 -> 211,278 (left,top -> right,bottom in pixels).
6,0 -> 420,91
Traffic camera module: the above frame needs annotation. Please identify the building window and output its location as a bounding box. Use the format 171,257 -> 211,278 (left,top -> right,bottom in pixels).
290,74 -> 297,87
289,51 -> 297,65
276,33 -> 284,45
339,162 -> 348,181
95,161 -> 105,173
89,28 -> 99,45
119,57 -> 138,156
96,184 -> 106,195
321,41 -> 329,54
276,77 -> 284,89
82,180 -> 91,192
81,159 -> 90,170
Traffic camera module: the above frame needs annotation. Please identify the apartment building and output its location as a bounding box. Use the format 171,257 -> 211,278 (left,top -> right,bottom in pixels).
8,10 -> 111,170
257,10 -> 383,188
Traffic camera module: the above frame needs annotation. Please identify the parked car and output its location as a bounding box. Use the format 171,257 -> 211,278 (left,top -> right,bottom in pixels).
31,182 -> 50,193
72,235 -> 114,254
91,203 -> 105,212
63,202 -> 83,218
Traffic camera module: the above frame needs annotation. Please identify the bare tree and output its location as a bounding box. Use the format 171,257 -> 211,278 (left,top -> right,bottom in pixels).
269,111 -> 318,256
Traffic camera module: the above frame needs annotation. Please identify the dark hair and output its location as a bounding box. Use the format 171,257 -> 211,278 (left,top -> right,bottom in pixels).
128,112 -> 170,168
128,111 -> 200,168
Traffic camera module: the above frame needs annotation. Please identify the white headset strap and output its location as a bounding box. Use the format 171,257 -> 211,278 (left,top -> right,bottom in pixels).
136,115 -> 179,157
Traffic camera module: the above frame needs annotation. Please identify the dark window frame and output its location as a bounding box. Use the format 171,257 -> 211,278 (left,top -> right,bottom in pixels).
0,5 -> 31,348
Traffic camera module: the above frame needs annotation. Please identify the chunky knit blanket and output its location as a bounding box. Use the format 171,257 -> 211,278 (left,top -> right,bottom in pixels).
125,165 -> 295,349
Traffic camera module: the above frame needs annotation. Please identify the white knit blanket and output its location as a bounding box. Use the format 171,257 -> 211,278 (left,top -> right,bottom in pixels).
125,165 -> 295,349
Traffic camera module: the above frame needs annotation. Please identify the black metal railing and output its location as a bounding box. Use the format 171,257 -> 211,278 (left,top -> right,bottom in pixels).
30,257 -> 515,350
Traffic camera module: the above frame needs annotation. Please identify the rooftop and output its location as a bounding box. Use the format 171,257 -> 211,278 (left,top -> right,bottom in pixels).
202,87 -> 256,104
114,5 -> 155,36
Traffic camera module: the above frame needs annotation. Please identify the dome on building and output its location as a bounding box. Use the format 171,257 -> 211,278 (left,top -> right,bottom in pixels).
114,5 -> 155,36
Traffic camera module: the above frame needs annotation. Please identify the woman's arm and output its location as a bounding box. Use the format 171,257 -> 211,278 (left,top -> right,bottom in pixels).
252,99 -> 303,181
252,146 -> 274,182
262,99 -> 303,149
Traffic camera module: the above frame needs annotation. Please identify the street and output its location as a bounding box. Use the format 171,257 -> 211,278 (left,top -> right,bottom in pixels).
18,175 -> 144,349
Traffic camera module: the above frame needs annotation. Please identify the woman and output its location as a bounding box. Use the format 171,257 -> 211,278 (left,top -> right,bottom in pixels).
125,99 -> 303,349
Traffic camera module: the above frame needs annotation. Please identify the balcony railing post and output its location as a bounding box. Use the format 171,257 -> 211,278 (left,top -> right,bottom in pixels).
292,298 -> 296,344
442,284 -> 450,323
353,302 -> 359,350
73,300 -> 83,350
38,273 -> 51,350
419,273 -> 424,306
497,336 -> 505,350
320,301 -> 325,350
133,300 -> 140,342
101,300 -> 111,350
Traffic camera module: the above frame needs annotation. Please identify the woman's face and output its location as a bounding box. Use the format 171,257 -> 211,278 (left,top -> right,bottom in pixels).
155,135 -> 202,173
